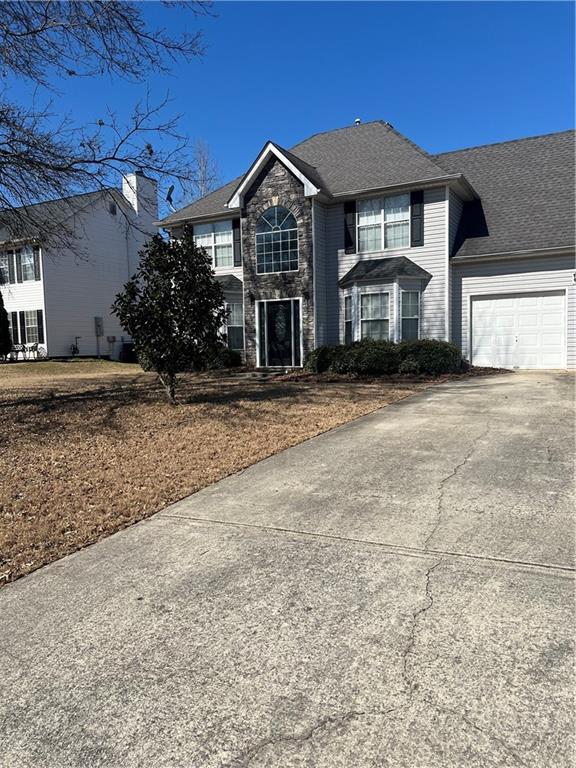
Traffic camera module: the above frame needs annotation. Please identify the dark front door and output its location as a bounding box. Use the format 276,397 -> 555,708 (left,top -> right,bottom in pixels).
258,299 -> 301,367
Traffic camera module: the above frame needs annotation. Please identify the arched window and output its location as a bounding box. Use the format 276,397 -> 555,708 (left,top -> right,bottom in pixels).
255,206 -> 298,274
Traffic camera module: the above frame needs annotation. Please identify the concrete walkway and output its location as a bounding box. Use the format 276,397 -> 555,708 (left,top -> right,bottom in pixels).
0,372 -> 574,768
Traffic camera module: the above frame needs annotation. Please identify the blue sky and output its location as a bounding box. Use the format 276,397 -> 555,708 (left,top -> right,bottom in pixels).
12,1 -> 576,191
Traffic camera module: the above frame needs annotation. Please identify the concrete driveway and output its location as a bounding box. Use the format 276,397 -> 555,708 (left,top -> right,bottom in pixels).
0,371 -> 574,768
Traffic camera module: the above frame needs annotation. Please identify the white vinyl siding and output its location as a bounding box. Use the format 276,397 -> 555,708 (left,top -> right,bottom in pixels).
333,187 -> 448,342
452,253 -> 576,369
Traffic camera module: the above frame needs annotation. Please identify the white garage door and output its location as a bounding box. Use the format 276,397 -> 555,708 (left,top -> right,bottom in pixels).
471,291 -> 566,369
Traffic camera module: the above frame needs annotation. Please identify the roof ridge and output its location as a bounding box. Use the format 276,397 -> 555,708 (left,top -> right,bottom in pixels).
1,187 -> 117,215
434,128 -> 575,157
290,119 -> 387,150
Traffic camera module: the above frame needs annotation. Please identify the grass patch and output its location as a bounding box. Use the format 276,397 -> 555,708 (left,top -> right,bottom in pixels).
0,363 -> 428,583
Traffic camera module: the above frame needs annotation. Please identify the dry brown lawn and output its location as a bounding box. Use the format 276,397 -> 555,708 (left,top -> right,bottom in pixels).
0,360 -> 427,583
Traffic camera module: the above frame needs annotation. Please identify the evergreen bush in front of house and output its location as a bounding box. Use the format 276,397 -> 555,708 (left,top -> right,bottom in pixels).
397,339 -> 462,375
0,292 -> 12,358
304,338 -> 463,377
204,345 -> 242,370
113,227 -> 228,403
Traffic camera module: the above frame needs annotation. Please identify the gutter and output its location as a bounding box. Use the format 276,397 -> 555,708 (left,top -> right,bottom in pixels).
451,245 -> 575,263
330,173 -> 478,202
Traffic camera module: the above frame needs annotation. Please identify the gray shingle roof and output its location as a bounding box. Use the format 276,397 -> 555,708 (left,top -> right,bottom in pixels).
159,121 -> 451,227
339,256 -> 431,286
216,274 -> 243,293
434,130 -> 575,257
0,188 -> 119,244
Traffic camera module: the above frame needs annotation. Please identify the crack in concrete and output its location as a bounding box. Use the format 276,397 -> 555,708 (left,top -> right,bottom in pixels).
426,699 -> 529,767
227,710 -> 364,767
423,423 -> 490,552
401,559 -> 443,701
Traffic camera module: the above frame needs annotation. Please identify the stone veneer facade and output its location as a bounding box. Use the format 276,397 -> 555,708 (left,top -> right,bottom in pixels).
241,157 -> 314,367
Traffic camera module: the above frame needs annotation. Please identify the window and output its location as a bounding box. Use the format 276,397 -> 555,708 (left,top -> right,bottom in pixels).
24,310 -> 39,343
357,194 -> 410,252
7,313 -> 14,343
344,295 -> 353,344
255,206 -> 298,274
20,248 -> 36,281
0,251 -> 11,285
194,221 -> 233,269
360,292 -> 389,340
226,302 -> 244,350
401,291 -> 420,340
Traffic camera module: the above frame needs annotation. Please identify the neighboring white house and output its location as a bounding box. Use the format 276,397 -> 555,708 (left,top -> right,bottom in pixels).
159,121 -> 575,370
0,173 -> 157,359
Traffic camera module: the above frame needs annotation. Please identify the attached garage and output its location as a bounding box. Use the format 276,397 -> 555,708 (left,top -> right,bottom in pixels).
470,291 -> 566,369
451,253 -> 575,370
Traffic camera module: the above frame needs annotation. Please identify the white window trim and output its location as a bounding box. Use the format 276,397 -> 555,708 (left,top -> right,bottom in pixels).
357,194 -> 412,255
359,290 -> 391,341
225,301 -> 244,351
255,297 -> 303,368
400,289 -> 421,341
194,221 -> 234,270
255,208 -> 299,275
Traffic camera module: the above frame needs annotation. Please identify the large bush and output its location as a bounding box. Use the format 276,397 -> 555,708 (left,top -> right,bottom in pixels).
305,339 -> 400,376
305,338 -> 463,377
204,345 -> 242,370
398,339 -> 462,375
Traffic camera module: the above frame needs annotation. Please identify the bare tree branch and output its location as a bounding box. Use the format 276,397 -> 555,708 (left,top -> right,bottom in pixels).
0,1 -> 217,252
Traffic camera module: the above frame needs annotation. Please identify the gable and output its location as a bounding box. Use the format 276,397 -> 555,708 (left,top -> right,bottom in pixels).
227,142 -> 321,209
435,130 -> 575,258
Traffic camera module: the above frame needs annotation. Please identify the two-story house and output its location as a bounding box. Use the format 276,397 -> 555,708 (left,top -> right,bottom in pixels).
159,121 -> 575,370
0,172 -> 157,359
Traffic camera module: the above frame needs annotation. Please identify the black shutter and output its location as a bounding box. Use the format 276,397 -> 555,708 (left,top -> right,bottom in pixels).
233,219 -> 242,267
410,190 -> 424,247
33,246 -> 41,280
11,312 -> 18,343
7,251 -> 15,284
37,310 -> 44,344
344,200 -> 356,254
19,311 -> 26,343
15,250 -> 22,283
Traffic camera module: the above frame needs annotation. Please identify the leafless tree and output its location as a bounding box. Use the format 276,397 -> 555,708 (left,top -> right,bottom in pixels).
0,1 -> 214,250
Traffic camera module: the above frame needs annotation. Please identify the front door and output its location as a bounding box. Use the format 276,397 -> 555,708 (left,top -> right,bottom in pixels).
258,299 -> 301,367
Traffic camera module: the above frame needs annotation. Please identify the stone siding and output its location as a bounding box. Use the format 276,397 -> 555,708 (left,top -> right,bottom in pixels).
241,158 -> 314,367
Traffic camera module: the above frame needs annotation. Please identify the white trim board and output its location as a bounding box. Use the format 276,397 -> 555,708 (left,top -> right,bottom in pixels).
227,143 -> 320,209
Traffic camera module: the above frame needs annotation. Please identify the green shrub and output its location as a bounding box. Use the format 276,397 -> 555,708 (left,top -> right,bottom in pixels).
304,345 -> 336,373
350,339 -> 400,375
204,345 -> 242,370
398,356 -> 421,376
398,339 -> 462,375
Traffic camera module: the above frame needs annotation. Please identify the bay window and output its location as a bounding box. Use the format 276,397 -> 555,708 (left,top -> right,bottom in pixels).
357,194 -> 410,253
360,292 -> 389,340
401,291 -> 420,340
194,221 -> 233,268
226,302 -> 244,350
344,295 -> 353,344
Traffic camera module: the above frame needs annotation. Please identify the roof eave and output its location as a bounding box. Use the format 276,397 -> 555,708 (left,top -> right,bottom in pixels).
452,244 -> 575,263
226,141 -> 321,209
332,174 -> 478,202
